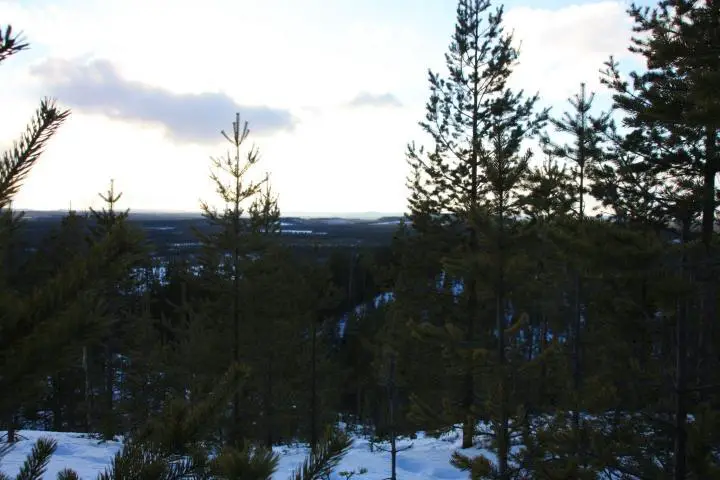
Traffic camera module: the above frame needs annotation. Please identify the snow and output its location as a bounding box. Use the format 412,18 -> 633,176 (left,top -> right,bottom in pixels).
0,431 -> 122,479
369,220 -> 402,226
0,429 -> 490,479
282,229 -> 328,236
144,226 -> 176,231
317,218 -> 353,225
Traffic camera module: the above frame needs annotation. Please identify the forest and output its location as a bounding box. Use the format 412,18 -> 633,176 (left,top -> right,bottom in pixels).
1,0 -> 719,478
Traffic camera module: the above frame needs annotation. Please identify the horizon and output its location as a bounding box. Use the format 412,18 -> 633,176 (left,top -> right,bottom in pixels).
19,208 -> 406,219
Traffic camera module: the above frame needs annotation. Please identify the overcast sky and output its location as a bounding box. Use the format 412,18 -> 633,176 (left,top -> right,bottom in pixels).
1,0 -> 653,215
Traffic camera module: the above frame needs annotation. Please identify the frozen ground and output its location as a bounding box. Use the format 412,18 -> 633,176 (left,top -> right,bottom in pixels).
0,429 -> 489,479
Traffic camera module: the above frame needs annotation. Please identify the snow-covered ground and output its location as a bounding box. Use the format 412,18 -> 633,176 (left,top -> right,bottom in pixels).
0,429 -> 487,479
0,431 -> 121,479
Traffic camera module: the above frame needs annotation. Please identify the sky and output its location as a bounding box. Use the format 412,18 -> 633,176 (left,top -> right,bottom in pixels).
0,0 -> 655,215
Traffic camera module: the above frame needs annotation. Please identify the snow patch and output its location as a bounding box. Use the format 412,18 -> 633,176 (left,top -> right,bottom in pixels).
0,429 -> 494,479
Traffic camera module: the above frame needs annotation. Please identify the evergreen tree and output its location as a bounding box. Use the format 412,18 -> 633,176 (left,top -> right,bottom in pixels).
0,23 -> 107,443
84,179 -> 147,439
525,82 -> 612,475
27,210 -> 91,432
302,265 -> 343,453
599,2 -> 720,477
401,2 -> 546,476
193,112 -> 273,444
520,153 -> 575,222
541,83 -> 610,220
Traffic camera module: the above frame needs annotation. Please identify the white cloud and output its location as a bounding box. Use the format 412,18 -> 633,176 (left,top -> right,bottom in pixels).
30,57 -> 296,143
505,1 -> 637,103
347,92 -> 403,109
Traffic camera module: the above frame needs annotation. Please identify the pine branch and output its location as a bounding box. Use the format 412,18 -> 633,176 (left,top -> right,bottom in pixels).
0,223 -> 142,415
15,438 -> 57,480
450,450 -> 494,479
97,441 -> 168,480
291,427 -> 352,480
165,454 -> 204,479
0,25 -> 28,63
209,444 -> 279,480
56,469 -> 81,480
0,98 -> 70,209
133,362 -> 249,455
373,442 -> 413,453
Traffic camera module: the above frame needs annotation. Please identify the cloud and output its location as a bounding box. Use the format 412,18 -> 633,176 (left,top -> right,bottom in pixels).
29,58 -> 296,144
503,1 -> 637,103
348,91 -> 403,108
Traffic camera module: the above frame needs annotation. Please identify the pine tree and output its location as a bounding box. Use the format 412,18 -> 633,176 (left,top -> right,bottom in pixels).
302,264 -> 343,453
370,346 -> 412,480
520,153 -> 575,223
528,83 -> 612,474
27,210 -> 91,432
541,83 -> 610,221
195,112 -> 265,443
0,24 -> 91,443
599,3 -> 720,476
588,129 -> 672,227
402,1 -> 546,475
82,179 -> 147,439
191,112 -> 285,447
0,437 -> 60,480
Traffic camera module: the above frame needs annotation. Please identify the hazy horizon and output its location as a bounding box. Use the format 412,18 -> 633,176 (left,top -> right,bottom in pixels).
19,208 -> 406,219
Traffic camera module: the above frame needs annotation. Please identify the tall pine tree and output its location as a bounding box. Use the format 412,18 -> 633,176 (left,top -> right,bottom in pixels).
402,2 -> 546,477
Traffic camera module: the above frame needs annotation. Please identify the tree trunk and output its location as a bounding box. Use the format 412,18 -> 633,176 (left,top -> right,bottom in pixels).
497,235 -> 509,480
674,219 -> 690,480
52,374 -> 63,432
232,232 -> 242,446
698,126 -> 717,389
539,314 -> 549,408
83,346 -> 92,432
573,84 -> 587,464
388,355 -> 398,480
701,127 -> 716,250
572,273 -> 583,448
674,297 -> 688,480
6,414 -> 16,443
462,29 -> 483,450
103,344 -> 114,439
310,319 -> 318,453
463,272 -> 477,449
265,357 -> 274,449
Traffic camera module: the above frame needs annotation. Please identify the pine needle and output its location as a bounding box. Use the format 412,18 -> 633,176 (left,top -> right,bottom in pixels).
291,427 -> 352,480
56,468 -> 81,480
0,98 -> 70,209
0,25 -> 29,63
15,438 -> 56,480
